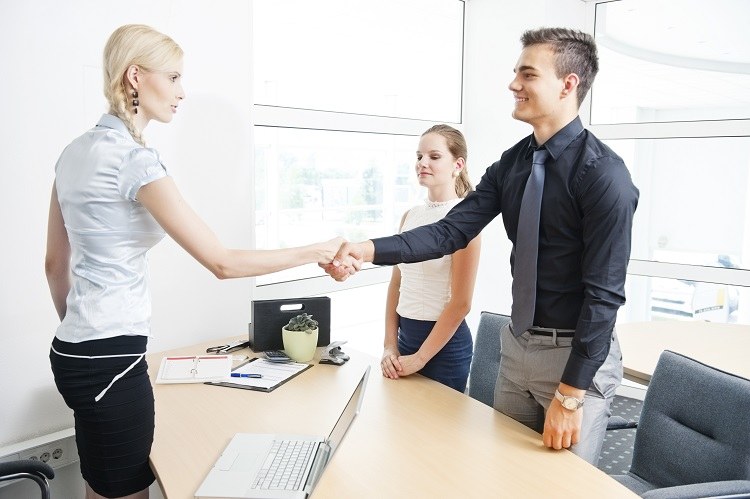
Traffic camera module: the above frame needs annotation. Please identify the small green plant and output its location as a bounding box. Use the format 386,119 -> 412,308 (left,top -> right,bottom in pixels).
284,313 -> 318,334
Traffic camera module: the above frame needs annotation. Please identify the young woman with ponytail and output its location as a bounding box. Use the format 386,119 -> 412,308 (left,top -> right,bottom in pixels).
380,125 -> 481,392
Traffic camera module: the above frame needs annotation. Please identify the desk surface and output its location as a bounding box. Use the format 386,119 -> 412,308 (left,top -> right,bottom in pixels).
618,320 -> 750,384
148,337 -> 636,498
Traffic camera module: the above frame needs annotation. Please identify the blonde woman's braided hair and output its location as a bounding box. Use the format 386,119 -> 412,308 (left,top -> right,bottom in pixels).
421,124 -> 473,198
102,24 -> 183,146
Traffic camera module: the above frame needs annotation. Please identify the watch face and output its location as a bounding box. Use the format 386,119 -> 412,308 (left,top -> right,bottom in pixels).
555,390 -> 583,410
562,398 -> 579,410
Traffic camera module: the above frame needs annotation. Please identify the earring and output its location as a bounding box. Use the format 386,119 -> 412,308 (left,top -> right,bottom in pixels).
452,170 -> 460,178
132,90 -> 139,114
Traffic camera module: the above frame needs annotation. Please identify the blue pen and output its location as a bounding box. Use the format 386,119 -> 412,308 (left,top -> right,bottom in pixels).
231,373 -> 263,378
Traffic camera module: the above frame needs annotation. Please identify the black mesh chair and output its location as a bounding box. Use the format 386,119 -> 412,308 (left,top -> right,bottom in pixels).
0,459 -> 55,499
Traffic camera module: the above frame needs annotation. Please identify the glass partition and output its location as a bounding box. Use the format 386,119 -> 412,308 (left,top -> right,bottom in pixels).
622,275 -> 747,324
605,136 -> 750,271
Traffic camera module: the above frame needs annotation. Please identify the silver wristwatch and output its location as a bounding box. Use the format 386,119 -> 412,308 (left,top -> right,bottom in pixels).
555,389 -> 584,411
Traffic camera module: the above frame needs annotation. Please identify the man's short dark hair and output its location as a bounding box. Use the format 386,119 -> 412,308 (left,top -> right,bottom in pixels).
521,27 -> 599,108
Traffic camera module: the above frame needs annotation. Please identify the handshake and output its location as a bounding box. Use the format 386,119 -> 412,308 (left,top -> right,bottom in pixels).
317,238 -> 375,282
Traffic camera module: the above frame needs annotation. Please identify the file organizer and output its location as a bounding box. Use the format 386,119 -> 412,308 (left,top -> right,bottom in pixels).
248,297 -> 331,351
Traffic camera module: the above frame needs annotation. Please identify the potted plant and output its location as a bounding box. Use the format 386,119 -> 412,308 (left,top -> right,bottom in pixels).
281,313 -> 319,362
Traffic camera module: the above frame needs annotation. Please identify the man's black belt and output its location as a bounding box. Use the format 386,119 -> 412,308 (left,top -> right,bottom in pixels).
528,326 -> 576,338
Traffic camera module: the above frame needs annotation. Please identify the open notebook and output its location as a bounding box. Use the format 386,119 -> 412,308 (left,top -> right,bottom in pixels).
195,366 -> 370,499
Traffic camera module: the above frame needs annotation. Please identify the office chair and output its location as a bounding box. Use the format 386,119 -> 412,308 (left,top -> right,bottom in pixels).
613,350 -> 750,499
466,311 -> 509,406
0,459 -> 55,499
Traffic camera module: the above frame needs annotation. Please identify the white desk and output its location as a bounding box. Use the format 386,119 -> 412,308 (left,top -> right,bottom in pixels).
148,337 -> 637,498
618,320 -> 750,384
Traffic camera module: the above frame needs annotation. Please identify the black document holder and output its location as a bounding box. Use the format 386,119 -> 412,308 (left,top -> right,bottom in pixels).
248,297 -> 331,352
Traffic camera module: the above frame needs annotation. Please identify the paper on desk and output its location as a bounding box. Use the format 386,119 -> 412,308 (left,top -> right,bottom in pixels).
156,355 -> 232,384
211,358 -> 310,391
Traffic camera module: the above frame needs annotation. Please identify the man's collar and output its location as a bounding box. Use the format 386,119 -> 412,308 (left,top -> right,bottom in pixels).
527,116 -> 584,160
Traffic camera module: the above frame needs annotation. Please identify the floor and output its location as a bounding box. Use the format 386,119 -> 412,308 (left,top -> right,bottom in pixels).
598,394 -> 644,475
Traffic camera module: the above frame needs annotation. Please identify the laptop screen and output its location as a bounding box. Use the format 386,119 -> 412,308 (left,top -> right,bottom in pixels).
326,366 -> 370,456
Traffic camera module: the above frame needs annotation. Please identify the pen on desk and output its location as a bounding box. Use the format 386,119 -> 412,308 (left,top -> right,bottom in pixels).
230,373 -> 263,378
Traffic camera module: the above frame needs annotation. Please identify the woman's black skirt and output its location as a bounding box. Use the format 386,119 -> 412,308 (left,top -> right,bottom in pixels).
50,335 -> 155,497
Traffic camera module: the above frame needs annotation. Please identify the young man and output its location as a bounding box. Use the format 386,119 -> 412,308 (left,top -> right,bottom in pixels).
324,27 -> 638,464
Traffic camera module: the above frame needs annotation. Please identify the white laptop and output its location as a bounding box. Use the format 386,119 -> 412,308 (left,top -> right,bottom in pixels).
195,366 -> 370,499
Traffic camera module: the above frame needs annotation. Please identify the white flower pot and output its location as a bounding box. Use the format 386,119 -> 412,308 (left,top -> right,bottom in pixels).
282,327 -> 318,362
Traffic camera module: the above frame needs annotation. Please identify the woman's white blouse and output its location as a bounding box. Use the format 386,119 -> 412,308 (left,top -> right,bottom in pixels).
54,114 -> 168,342
396,198 -> 463,321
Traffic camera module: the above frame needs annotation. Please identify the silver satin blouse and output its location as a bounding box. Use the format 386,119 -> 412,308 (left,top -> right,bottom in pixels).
54,114 -> 168,342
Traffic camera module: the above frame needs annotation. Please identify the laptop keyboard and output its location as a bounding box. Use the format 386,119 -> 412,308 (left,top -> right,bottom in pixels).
252,440 -> 316,490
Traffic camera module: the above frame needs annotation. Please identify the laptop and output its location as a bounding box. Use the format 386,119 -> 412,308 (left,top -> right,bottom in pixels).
195,366 -> 370,499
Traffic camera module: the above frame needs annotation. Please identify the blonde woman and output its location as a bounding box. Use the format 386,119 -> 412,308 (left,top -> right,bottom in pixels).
45,25 -> 340,499
381,125 -> 481,392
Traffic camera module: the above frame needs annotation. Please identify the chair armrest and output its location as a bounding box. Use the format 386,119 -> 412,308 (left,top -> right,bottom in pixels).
0,459 -> 55,480
642,480 -> 750,499
606,415 -> 638,430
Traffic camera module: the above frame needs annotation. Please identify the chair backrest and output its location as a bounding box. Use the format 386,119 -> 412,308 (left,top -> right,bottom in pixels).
467,311 -> 510,407
629,350 -> 750,487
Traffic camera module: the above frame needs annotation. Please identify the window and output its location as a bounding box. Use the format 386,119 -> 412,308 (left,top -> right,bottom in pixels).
253,0 -> 464,122
621,275 -> 747,324
252,0 -> 465,288
591,0 -> 750,125
253,127 -> 422,284
587,0 -> 750,325
605,137 -> 750,270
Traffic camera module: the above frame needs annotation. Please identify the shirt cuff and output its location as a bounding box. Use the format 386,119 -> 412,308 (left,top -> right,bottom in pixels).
560,351 -> 602,390
371,236 -> 401,266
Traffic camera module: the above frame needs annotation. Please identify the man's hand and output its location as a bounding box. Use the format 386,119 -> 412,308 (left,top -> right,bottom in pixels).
319,240 -> 374,281
316,237 -> 346,265
542,385 -> 585,450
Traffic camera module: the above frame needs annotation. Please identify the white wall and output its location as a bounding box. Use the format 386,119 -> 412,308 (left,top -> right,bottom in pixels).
0,0 -> 252,448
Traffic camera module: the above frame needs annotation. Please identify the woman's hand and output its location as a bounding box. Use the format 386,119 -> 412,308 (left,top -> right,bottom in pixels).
320,240 -> 373,281
395,353 -> 427,377
316,237 -> 346,265
381,347 -> 403,379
